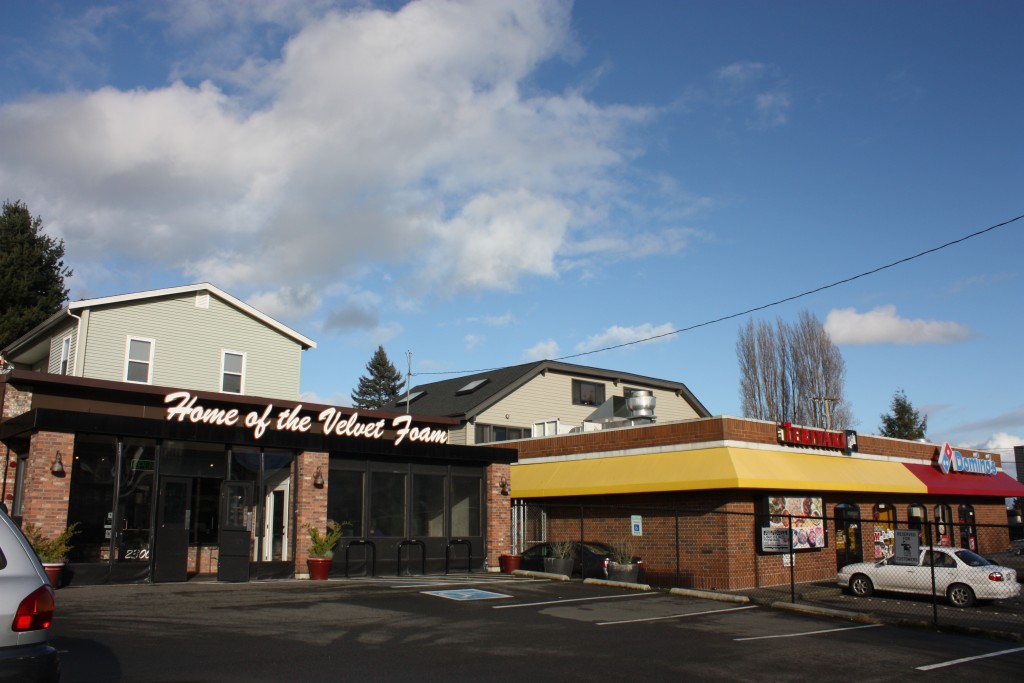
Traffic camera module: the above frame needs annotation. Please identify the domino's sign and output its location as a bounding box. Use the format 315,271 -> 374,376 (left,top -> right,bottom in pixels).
937,442 -> 997,477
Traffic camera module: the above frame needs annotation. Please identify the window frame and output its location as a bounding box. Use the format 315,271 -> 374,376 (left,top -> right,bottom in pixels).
571,379 -> 606,407
221,350 -> 246,394
124,336 -> 155,384
59,335 -> 72,375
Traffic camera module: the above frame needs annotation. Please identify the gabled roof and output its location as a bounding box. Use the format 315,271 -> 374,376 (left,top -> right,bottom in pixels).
393,360 -> 711,421
3,283 -> 316,361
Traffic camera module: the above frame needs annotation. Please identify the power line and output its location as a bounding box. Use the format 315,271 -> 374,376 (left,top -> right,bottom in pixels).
414,212 -> 1023,377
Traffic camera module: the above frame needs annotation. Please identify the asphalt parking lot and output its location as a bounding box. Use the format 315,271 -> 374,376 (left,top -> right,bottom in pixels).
51,573 -> 1024,682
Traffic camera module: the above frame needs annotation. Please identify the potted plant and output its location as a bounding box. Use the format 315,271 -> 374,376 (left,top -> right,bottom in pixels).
606,537 -> 641,583
543,540 -> 575,577
306,520 -> 342,580
23,522 -> 79,588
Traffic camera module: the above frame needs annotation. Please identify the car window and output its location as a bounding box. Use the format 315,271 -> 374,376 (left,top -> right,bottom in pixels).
0,547 -> 6,570
953,549 -> 992,567
583,542 -> 612,554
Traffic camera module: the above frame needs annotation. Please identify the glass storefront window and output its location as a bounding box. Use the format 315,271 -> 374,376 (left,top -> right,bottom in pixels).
67,434 -> 118,562
934,504 -> 953,546
412,474 -> 446,537
450,476 -> 480,537
872,503 -> 896,561
370,471 -> 406,537
328,467 -> 364,536
908,504 -> 927,543
116,438 -> 156,562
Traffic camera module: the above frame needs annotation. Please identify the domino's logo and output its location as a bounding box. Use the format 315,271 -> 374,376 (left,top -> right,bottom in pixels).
937,442 -> 954,474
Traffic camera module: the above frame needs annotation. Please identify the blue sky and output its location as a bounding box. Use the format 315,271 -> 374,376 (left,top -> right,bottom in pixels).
2,1 -> 1022,473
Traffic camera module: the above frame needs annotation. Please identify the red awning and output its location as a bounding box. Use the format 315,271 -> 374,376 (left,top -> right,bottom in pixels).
904,463 -> 1024,497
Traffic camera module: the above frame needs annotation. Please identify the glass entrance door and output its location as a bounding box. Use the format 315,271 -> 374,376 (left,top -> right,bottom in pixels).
834,503 -> 862,570
217,481 -> 253,582
153,476 -> 191,582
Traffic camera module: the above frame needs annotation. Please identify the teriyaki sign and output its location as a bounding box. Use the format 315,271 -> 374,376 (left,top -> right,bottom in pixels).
778,422 -> 858,455
163,391 -> 449,446
936,442 -> 996,477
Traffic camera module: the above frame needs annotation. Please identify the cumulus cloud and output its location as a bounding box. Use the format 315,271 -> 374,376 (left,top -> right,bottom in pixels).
824,306 -> 972,345
464,333 -> 484,352
524,339 -> 560,360
574,322 -> 676,353
0,0 -> 655,316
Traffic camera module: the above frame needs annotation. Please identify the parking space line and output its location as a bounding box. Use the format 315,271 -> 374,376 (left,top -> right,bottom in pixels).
915,646 -> 1024,671
734,624 -> 883,641
493,592 -> 660,609
596,605 -> 758,625
392,578 -> 548,588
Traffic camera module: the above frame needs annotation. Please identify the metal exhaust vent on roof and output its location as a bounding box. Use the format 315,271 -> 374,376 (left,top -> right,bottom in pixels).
625,389 -> 656,419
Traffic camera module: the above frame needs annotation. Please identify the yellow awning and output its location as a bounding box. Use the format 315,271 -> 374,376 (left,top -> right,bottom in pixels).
510,447 -> 929,498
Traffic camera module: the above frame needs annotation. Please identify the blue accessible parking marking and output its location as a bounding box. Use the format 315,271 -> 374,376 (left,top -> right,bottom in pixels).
423,589 -> 512,601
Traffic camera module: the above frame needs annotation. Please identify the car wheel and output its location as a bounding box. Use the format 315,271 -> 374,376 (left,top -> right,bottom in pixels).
849,574 -> 873,597
947,583 -> 976,608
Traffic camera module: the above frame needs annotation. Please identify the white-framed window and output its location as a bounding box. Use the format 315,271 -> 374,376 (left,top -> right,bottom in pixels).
125,337 -> 154,384
221,350 -> 246,394
59,336 -> 72,375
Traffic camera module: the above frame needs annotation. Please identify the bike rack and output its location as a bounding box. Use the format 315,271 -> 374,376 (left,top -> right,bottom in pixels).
344,539 -> 376,578
396,539 -> 426,576
445,538 -> 471,574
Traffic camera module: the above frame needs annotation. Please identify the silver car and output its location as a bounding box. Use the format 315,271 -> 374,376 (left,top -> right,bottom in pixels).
837,545 -> 1020,608
0,507 -> 61,682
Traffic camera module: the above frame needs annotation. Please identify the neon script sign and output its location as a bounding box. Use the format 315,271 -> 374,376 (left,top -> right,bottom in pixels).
937,442 -> 996,476
164,391 -> 448,446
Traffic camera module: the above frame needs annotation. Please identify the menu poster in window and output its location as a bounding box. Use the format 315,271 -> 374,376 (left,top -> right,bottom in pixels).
766,495 -> 825,550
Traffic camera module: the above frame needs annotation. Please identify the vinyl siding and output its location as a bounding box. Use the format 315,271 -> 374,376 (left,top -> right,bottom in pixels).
79,292 -> 303,400
469,371 -> 702,445
46,321 -> 78,376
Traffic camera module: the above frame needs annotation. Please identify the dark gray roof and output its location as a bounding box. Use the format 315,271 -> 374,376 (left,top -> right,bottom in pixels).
393,360 -> 711,421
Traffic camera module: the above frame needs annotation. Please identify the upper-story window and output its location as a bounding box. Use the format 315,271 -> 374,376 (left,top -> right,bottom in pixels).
222,351 -> 245,394
59,336 -> 72,375
572,379 -> 605,406
125,337 -> 154,384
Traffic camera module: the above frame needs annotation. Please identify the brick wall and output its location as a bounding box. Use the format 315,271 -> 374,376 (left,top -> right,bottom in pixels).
19,430 -> 75,535
1,383 -> 32,419
484,463 -> 512,569
293,450 -> 328,577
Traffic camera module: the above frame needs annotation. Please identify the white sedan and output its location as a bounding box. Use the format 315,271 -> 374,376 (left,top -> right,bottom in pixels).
837,546 -> 1020,608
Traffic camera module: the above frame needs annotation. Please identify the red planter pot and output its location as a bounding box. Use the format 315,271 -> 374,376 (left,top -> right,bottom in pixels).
42,563 -> 64,588
307,558 -> 333,580
498,554 -> 521,573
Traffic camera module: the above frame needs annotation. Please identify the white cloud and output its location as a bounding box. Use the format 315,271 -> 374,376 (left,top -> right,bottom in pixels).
464,333 -> 483,352
574,322 -> 675,353
524,339 -> 560,360
824,305 -> 972,345
0,0 -> 653,311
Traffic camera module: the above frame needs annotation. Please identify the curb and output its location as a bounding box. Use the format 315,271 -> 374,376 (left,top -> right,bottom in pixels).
584,578 -> 652,591
770,600 -> 881,624
511,569 -> 571,582
670,587 -> 750,604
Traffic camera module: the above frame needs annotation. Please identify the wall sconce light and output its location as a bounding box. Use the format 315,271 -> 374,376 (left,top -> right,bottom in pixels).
51,451 -> 66,476
313,467 -> 325,488
499,478 -> 509,496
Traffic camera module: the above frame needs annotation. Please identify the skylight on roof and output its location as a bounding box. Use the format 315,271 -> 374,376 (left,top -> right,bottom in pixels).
456,378 -> 489,395
403,390 -> 426,403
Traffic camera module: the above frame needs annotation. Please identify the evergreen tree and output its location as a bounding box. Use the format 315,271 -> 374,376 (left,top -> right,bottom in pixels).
0,200 -> 72,349
879,389 -> 927,440
351,345 -> 404,409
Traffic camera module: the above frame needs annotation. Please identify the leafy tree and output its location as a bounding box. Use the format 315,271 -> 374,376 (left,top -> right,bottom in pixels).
350,345 -> 404,409
736,310 -> 852,429
0,200 -> 72,349
879,389 -> 927,440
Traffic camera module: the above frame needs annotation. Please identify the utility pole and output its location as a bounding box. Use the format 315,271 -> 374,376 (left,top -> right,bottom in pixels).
405,351 -> 413,414
813,396 -> 838,430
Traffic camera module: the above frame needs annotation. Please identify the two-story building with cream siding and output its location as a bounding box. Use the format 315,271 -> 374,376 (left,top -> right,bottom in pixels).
396,360 -> 712,446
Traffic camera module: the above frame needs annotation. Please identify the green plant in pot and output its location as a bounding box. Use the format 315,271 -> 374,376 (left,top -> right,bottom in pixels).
606,537 -> 641,583
23,522 -> 79,588
543,540 -> 575,577
306,520 -> 342,580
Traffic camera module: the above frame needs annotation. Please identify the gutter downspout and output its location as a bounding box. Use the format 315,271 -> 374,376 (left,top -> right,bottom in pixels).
67,308 -> 83,376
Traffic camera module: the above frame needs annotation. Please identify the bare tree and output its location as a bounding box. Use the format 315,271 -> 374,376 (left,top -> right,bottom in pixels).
736,310 -> 852,429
